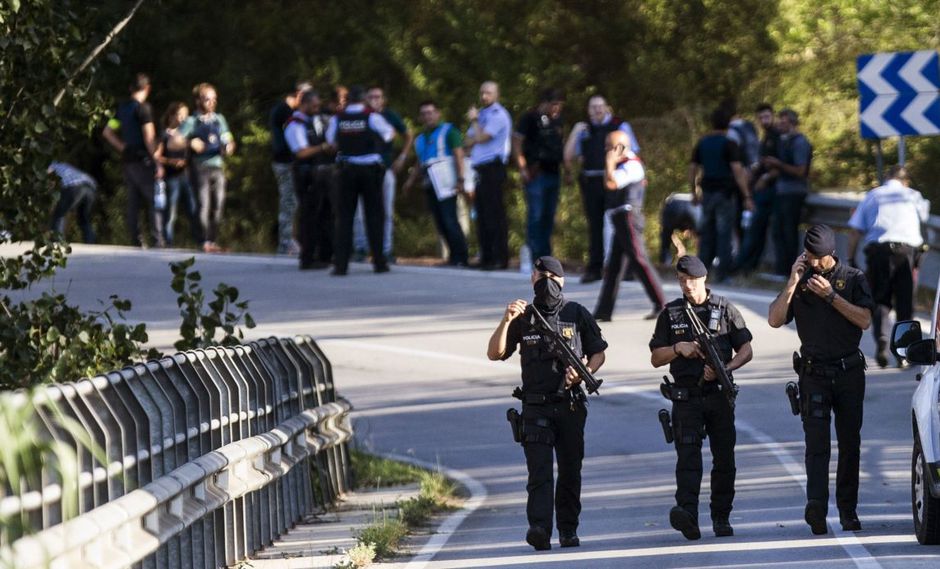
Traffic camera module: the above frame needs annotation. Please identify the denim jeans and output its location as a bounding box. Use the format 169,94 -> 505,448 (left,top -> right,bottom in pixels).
698,191 -> 736,281
524,172 -> 560,260
734,186 -> 776,272
772,192 -> 807,275
424,181 -> 468,265
164,173 -> 200,246
272,161 -> 296,252
50,182 -> 96,243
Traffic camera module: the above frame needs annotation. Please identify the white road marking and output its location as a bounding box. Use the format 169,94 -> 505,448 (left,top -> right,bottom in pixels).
336,339 -> 885,568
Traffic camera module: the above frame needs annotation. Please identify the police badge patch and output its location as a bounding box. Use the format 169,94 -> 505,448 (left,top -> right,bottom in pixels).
835,279 -> 846,290
562,326 -> 574,339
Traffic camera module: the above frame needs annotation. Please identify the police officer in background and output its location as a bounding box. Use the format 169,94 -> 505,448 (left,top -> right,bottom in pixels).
847,165 -> 929,367
285,90 -> 334,270
594,130 -> 665,322
768,224 -> 874,535
325,85 -> 396,275
564,95 -> 640,283
487,256 -> 607,551
650,256 -> 753,540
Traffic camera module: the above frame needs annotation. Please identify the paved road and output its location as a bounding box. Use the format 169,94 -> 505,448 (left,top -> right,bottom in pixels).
11,244 -> 938,568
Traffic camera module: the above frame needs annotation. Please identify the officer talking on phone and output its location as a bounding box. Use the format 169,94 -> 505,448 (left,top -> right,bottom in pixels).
768,224 -> 874,535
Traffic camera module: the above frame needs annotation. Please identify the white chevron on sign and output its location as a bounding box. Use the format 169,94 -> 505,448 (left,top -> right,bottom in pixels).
858,53 -> 895,94
860,94 -> 899,137
901,92 -> 940,132
899,50 -> 938,92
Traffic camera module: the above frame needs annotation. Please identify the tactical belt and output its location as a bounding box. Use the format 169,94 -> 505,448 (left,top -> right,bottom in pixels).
515,391 -> 566,405
802,351 -> 865,378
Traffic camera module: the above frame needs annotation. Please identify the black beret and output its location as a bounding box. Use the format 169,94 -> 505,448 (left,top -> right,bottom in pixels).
804,224 -> 836,257
676,255 -> 707,278
534,256 -> 564,277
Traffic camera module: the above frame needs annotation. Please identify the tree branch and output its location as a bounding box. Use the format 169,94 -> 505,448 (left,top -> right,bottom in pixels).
52,0 -> 147,108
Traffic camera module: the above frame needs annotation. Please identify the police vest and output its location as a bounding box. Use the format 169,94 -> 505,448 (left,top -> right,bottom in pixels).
582,117 -> 624,171
336,109 -> 380,158
192,116 -> 225,158
415,123 -> 454,165
286,114 -> 329,165
518,302 -> 584,390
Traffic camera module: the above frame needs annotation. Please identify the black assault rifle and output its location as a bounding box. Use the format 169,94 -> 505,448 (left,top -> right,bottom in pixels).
529,305 -> 604,395
683,301 -> 737,410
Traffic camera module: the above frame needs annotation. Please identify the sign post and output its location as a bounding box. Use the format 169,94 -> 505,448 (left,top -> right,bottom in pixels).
857,50 -> 940,175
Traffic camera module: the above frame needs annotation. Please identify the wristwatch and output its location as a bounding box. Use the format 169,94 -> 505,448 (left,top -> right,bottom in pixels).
826,290 -> 836,304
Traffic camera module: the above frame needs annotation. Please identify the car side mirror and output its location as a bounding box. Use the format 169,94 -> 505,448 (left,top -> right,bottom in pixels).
904,339 -> 938,366
891,320 -> 923,360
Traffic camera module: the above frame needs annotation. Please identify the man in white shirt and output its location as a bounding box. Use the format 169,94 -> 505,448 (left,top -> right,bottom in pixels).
594,130 -> 665,321
848,165 -> 930,367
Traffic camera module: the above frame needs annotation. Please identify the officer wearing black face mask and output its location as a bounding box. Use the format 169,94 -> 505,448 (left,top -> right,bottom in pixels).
487,256 -> 608,552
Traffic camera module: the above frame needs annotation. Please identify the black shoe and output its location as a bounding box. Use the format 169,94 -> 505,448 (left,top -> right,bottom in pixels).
580,271 -> 601,284
300,261 -> 329,270
839,509 -> 861,531
594,313 -> 612,322
559,530 -> 580,548
876,341 -> 888,368
330,267 -> 348,276
669,506 -> 701,540
374,263 -> 390,274
805,499 -> 828,535
712,517 -> 734,537
525,526 -> 551,551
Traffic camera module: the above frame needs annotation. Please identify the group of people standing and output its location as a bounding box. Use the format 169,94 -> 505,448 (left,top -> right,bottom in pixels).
100,73 -> 235,252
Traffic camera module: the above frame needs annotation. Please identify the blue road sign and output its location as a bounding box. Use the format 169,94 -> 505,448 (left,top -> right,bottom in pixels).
857,50 -> 940,139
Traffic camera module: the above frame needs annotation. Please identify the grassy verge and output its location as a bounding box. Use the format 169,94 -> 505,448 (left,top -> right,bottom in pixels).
337,452 -> 460,568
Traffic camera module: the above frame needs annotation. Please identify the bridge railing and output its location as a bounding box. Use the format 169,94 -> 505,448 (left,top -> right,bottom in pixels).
0,335 -> 352,569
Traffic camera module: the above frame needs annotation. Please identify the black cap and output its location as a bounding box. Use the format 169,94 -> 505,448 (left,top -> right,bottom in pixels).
534,256 -> 564,277
804,224 -> 836,257
676,255 -> 707,278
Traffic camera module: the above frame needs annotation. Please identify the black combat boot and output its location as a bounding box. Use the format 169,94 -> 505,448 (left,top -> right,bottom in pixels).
805,499 -> 828,535
526,526 -> 551,551
712,517 -> 734,537
839,509 -> 861,531
669,506 -> 701,540
559,530 -> 580,548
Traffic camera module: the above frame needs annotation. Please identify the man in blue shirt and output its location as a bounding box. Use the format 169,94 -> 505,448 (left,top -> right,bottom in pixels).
847,165 -> 929,367
326,85 -> 397,275
404,100 -> 469,266
563,95 -> 640,283
466,81 -> 512,270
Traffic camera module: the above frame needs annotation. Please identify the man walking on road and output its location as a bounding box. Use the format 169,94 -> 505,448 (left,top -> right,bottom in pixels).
488,256 -> 607,551
594,130 -> 665,322
650,255 -> 753,540
847,165 -> 929,368
769,224 -> 873,535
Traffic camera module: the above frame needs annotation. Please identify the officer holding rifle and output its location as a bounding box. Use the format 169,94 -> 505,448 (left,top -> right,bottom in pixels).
487,256 -> 607,552
650,255 -> 753,540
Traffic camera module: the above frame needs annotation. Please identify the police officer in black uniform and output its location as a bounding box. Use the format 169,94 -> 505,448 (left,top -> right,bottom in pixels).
487,256 -> 608,551
769,224 -> 874,535
286,90 -> 334,269
650,255 -> 753,540
325,85 -> 396,275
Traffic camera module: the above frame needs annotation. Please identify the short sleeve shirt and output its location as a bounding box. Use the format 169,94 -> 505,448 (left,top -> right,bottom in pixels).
649,294 -> 752,383
468,102 -> 511,166
502,301 -> 607,392
515,109 -> 564,173
110,100 -> 154,162
847,179 -> 928,247
179,112 -> 233,168
691,134 -> 741,194
786,261 -> 874,359
775,133 -> 812,195
270,100 -> 294,163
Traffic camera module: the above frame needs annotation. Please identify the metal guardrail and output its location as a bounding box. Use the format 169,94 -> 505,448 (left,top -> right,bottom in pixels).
0,335 -> 353,569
